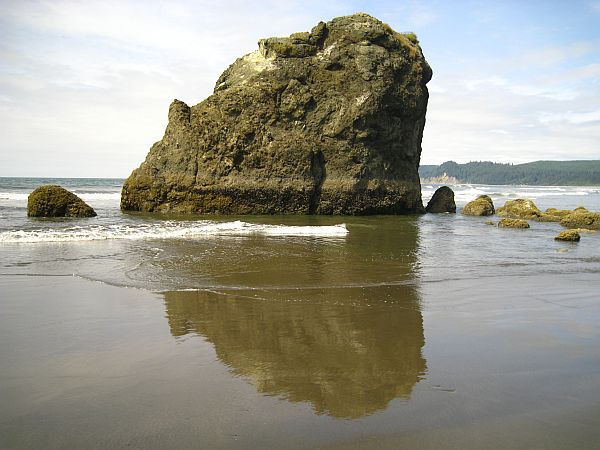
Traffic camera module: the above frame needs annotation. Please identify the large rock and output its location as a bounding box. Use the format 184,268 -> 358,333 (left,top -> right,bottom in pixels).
461,195 -> 495,216
496,198 -> 542,220
121,14 -> 432,214
425,186 -> 455,213
28,185 -> 96,218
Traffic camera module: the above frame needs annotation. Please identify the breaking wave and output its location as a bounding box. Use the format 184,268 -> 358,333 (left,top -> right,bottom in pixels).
0,220 -> 349,243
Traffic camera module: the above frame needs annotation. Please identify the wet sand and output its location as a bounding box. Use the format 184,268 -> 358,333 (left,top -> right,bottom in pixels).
1,272 -> 599,449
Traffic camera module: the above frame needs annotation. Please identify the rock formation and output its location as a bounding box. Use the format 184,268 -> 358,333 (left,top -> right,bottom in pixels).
121,13 -> 431,215
461,195 -> 495,216
425,186 -> 455,213
27,185 -> 96,218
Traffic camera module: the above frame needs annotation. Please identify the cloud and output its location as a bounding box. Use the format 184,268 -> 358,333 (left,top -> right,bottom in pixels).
538,110 -> 600,125
514,42 -> 596,68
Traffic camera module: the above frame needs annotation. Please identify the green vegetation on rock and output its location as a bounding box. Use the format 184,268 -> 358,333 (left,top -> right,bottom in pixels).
497,199 -> 542,220
121,14 -> 431,215
560,211 -> 600,230
27,185 -> 96,218
461,195 -> 495,216
498,218 -> 530,229
554,230 -> 581,241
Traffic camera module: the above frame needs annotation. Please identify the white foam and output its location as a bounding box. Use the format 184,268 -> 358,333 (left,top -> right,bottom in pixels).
77,193 -> 121,200
0,192 -> 29,200
422,184 -> 600,208
0,220 -> 349,243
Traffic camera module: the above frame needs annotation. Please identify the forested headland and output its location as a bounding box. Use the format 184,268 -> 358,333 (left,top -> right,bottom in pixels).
419,161 -> 600,185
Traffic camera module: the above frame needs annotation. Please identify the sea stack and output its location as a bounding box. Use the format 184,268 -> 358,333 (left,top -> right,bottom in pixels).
121,13 -> 432,215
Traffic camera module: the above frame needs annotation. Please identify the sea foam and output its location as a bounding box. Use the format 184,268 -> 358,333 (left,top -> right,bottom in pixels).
0,220 -> 349,243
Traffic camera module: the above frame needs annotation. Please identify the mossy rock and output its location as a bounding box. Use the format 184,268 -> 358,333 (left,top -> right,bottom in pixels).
536,208 -> 572,222
560,211 -> 600,230
425,186 -> 455,213
496,198 -> 541,220
498,218 -> 530,229
27,185 -> 96,218
554,230 -> 580,242
461,195 -> 494,216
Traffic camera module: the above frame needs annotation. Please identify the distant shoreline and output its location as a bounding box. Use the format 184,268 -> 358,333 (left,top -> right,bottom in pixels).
420,160 -> 600,186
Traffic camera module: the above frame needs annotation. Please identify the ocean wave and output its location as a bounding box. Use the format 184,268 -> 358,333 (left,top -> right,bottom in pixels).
76,193 -> 121,200
0,192 -> 29,200
0,220 -> 349,243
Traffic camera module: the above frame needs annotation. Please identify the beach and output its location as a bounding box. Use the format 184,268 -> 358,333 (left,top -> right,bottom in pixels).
1,179 -> 600,449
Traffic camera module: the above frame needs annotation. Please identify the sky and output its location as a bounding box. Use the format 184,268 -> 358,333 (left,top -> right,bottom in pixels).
0,0 -> 599,177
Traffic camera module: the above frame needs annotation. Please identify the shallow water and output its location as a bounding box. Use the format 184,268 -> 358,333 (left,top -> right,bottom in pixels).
1,178 -> 600,448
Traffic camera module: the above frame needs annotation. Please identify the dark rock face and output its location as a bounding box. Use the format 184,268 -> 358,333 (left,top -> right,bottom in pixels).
28,185 -> 96,218
425,186 -> 455,213
121,13 -> 431,215
461,195 -> 495,216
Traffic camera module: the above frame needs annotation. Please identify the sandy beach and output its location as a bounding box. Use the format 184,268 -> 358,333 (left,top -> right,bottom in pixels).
2,266 -> 599,449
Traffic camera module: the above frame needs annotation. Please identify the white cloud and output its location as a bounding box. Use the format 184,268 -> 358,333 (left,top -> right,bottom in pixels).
514,42 -> 596,67
539,110 -> 600,125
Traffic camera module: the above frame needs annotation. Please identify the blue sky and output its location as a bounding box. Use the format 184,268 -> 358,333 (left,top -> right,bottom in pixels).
1,0 -> 599,177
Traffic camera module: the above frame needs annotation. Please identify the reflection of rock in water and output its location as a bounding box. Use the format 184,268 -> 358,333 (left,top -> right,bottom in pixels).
164,284 -> 426,419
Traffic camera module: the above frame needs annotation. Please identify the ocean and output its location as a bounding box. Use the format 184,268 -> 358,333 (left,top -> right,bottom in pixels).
1,177 -> 600,449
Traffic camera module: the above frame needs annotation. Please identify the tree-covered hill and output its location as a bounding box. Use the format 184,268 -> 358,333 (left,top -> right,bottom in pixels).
419,160 -> 600,185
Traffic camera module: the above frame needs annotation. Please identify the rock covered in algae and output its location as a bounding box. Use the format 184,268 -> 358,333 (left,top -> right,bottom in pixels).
498,218 -> 530,228
537,207 -> 575,222
121,13 -> 432,215
425,186 -> 455,213
496,198 -> 541,220
554,230 -> 580,241
27,185 -> 96,218
461,195 -> 495,216
560,210 -> 600,230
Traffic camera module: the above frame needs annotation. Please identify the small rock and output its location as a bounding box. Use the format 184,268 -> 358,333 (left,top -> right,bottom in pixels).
425,186 -> 456,213
498,218 -> 529,228
555,230 -> 580,242
484,220 -> 495,226
461,195 -> 495,216
27,185 -> 96,218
